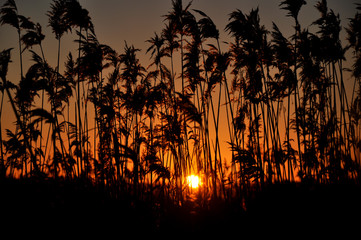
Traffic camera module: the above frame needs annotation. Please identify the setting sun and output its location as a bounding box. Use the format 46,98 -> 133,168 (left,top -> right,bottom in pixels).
187,175 -> 201,189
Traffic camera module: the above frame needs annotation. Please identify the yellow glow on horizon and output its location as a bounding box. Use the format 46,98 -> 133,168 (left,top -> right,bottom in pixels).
186,175 -> 201,189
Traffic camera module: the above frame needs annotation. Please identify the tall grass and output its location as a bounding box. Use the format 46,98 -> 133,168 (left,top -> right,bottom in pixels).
0,0 -> 360,204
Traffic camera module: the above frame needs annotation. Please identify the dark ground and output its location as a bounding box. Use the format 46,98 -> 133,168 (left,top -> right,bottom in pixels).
1,178 -> 360,236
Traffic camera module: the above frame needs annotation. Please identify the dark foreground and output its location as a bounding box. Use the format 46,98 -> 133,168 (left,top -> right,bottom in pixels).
1,178 -> 360,236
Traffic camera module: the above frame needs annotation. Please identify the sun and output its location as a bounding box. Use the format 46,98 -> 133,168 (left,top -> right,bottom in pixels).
186,175 -> 201,189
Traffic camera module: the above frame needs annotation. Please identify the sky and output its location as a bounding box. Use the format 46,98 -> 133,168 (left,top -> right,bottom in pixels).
0,0 -> 359,162
0,0 -> 358,72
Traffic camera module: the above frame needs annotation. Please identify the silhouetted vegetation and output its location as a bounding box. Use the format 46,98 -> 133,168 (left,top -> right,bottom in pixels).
1,0 -> 361,232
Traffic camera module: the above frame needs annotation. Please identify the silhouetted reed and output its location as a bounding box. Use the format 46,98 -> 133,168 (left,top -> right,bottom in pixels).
0,0 -> 360,215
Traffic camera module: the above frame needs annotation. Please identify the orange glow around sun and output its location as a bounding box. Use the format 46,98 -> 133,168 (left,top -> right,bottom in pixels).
186,175 -> 201,189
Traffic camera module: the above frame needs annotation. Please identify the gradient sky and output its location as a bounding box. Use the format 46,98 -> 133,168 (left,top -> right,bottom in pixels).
0,0 -> 358,72
0,0 -> 359,156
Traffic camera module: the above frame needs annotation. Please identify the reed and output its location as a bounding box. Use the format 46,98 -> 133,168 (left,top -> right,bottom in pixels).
0,0 -> 360,207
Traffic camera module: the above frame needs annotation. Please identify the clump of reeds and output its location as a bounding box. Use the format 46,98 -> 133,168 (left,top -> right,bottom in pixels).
0,0 -> 360,206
